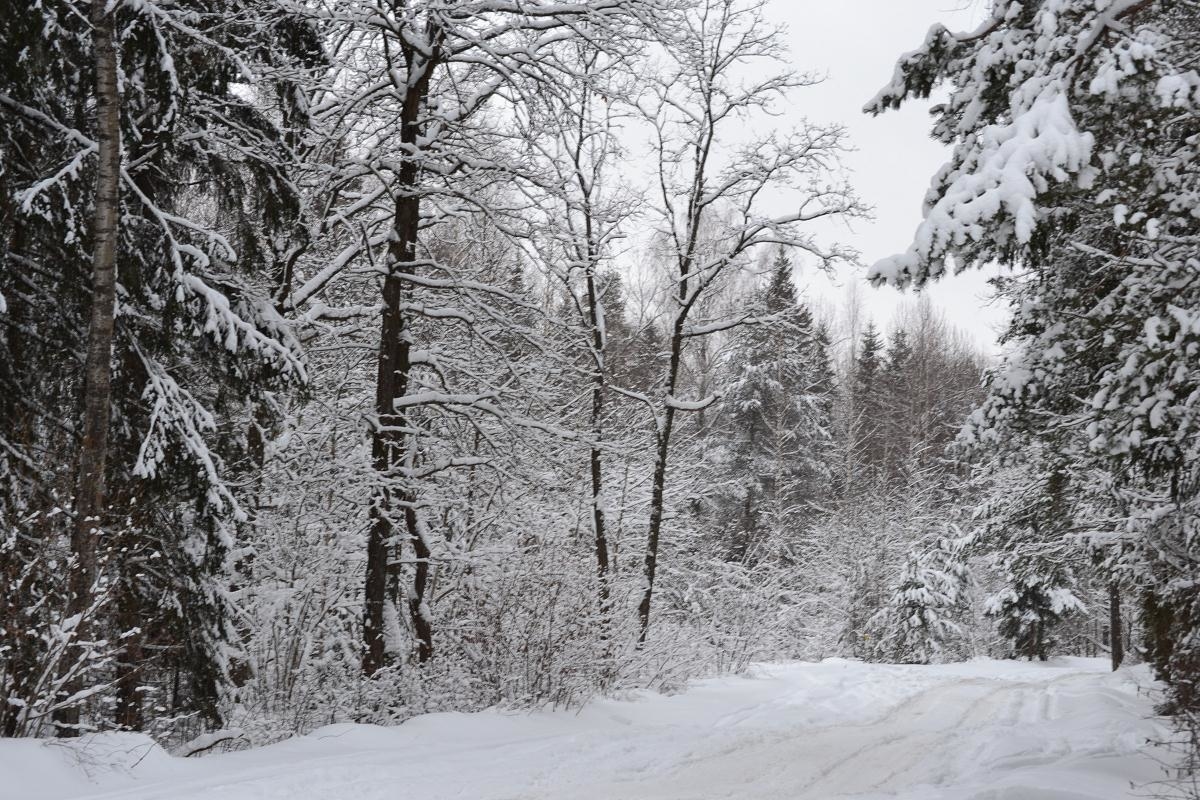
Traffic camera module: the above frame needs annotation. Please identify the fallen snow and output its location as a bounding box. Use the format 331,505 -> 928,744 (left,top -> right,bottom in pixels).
1,658 -> 1167,800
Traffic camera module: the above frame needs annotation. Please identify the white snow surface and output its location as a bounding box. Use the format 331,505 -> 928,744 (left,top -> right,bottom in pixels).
1,658 -> 1166,800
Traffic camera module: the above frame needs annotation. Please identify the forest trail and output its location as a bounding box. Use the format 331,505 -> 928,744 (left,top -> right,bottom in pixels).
5,659 -> 1166,800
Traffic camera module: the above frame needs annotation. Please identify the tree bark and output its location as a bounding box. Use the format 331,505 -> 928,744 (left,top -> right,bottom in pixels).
363,36 -> 439,675
637,315 -> 684,643
56,0 -> 122,737
584,271 -> 611,610
362,183 -> 422,672
113,582 -> 144,731
567,63 -> 612,627
362,252 -> 406,674
1109,581 -> 1124,671
406,504 -> 433,663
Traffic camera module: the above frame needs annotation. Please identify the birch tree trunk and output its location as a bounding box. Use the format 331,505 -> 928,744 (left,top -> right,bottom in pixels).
57,0 -> 121,735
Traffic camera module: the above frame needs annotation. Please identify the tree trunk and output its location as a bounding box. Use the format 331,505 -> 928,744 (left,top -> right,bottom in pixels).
584,271 -> 610,610
363,195 -> 423,672
56,0 -> 121,737
406,503 -> 433,663
637,316 -> 684,643
362,256 -> 407,674
113,582 -> 144,731
1109,582 -> 1124,671
363,41 -> 439,674
735,484 -> 755,562
589,433 -> 610,601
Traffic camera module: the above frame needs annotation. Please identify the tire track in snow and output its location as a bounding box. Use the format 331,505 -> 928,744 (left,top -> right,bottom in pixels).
793,671 -> 1112,797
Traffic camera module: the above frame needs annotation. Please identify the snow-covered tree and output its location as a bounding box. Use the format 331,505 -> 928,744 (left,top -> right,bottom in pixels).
0,0 -> 320,735
866,531 -> 972,664
878,328 -> 916,483
633,0 -> 863,642
867,0 -> 1199,740
986,560 -> 1086,662
284,0 -> 660,675
845,322 -> 886,493
715,249 -> 835,562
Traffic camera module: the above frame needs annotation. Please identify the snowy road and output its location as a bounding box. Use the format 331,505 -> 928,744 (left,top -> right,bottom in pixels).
6,658 -> 1165,800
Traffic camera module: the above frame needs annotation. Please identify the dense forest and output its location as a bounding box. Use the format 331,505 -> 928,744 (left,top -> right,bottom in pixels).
0,0 -> 1196,786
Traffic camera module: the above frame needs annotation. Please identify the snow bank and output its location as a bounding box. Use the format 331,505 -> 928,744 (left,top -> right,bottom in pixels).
0,733 -> 183,800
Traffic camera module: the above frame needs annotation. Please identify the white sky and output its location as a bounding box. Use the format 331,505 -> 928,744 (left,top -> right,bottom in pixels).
767,0 -> 1007,352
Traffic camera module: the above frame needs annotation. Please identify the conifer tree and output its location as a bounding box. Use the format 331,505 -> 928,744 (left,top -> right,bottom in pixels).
869,0 -> 1199,736
880,329 -> 916,483
0,0 -> 318,734
847,322 -> 885,491
986,559 -> 1086,662
717,250 -> 834,562
867,531 -> 971,664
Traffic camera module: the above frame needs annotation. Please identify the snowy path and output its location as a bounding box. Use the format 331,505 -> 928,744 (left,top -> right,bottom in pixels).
5,658 -> 1165,800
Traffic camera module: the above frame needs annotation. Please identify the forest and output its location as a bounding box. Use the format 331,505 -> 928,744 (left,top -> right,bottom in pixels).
0,0 -> 1197,793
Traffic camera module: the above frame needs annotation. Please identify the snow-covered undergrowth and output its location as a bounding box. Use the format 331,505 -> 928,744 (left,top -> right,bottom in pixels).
1,658 -> 1166,800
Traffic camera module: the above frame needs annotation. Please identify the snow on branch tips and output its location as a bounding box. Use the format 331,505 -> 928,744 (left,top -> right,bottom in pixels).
870,86 -> 1093,288
132,347 -> 245,529
176,273 -> 307,381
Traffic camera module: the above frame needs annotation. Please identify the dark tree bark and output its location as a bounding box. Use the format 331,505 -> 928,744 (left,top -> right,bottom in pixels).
363,163 -> 420,673
734,484 -> 755,563
564,58 -> 613,626
406,503 -> 433,663
583,250 -> 610,614
588,363 -> 611,600
112,582 -> 144,731
638,314 -> 684,643
363,31 -> 440,675
584,268 -> 617,685
1109,582 -> 1124,671
56,0 -> 122,736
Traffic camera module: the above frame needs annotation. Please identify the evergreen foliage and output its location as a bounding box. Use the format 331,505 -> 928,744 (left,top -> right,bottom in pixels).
867,531 -> 972,665
868,0 -> 1200,776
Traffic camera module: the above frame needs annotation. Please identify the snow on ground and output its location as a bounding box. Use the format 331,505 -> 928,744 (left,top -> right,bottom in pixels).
1,658 -> 1167,800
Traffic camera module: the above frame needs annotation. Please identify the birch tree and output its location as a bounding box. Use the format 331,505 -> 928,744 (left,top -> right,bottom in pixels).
633,0 -> 862,641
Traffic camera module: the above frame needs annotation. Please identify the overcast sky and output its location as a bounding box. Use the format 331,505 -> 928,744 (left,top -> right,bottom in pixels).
766,0 -> 1006,352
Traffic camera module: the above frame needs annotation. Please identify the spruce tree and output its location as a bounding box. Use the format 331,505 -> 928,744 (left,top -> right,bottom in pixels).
868,0 -> 1199,733
880,328 -> 916,484
987,559 -> 1086,662
0,0 -> 318,734
867,532 -> 971,664
847,322 -> 885,491
716,250 -> 834,562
